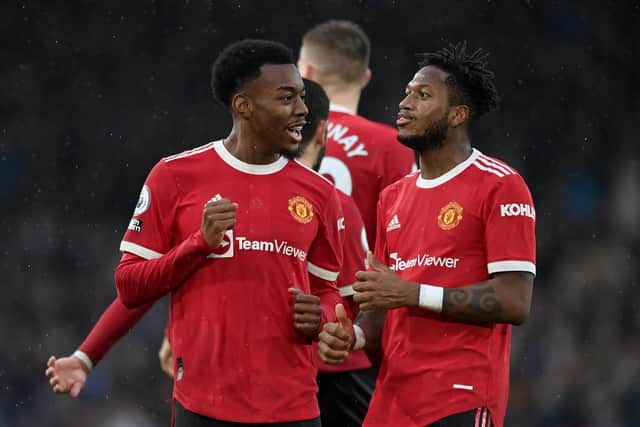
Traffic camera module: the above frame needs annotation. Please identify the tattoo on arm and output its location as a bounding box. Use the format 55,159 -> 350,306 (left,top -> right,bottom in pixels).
443,283 -> 503,322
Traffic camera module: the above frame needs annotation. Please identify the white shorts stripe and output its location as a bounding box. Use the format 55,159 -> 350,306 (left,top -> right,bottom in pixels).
307,262 -> 339,281
487,260 -> 536,276
452,383 -> 474,390
120,241 -> 163,260
476,156 -> 512,176
472,161 -> 505,178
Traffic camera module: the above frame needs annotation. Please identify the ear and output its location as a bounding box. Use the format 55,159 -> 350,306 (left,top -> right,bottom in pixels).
298,63 -> 313,79
313,119 -> 328,149
449,104 -> 470,128
231,94 -> 252,118
361,68 -> 372,89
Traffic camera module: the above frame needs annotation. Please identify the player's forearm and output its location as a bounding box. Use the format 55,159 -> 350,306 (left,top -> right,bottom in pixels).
78,298 -> 154,366
440,272 -> 533,325
115,231 -> 212,308
311,276 -> 342,329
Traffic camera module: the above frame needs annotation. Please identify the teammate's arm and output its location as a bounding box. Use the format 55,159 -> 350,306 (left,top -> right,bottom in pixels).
352,261 -> 533,324
45,298 -> 154,396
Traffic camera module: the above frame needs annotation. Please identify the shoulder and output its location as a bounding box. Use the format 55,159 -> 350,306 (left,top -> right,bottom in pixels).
467,151 -> 533,204
289,160 -> 337,195
379,170 -> 420,202
328,111 -> 396,138
162,141 -> 217,166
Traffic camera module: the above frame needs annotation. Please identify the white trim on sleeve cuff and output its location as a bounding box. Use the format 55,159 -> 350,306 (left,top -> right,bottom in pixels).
487,260 -> 536,276
339,285 -> 356,297
72,350 -> 94,371
120,241 -> 163,260
307,262 -> 339,281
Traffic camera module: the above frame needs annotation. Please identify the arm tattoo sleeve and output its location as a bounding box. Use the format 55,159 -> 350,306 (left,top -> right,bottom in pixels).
443,283 -> 503,322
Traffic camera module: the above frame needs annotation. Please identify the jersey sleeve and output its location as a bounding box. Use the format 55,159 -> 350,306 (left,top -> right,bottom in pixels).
306,187 -> 344,285
120,160 -> 178,259
77,298 -> 154,367
483,174 -> 537,276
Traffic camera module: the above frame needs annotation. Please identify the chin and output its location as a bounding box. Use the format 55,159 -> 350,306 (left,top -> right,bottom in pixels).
279,144 -> 299,160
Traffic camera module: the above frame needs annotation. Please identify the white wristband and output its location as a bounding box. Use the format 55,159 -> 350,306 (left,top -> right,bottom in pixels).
72,350 -> 94,372
353,324 -> 366,350
418,284 -> 444,313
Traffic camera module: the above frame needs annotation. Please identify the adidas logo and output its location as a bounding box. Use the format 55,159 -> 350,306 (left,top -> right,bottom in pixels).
387,215 -> 401,231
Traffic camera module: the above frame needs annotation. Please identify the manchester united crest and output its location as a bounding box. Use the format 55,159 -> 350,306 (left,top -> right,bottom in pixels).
288,195 -> 314,224
437,202 -> 463,230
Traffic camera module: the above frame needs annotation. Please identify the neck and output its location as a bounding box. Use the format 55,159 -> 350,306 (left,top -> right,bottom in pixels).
419,132 -> 472,179
224,126 -> 282,165
323,84 -> 361,114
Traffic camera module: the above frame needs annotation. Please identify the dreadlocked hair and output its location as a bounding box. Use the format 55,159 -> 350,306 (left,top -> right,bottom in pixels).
417,41 -> 499,119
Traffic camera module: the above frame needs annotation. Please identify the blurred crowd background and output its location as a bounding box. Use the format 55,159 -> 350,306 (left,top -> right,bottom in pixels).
1,1 -> 638,426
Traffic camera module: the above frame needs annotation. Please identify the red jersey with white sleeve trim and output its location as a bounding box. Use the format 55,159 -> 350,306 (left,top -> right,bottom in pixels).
364,149 -> 536,427
319,105 -> 416,249
118,140 -> 343,423
315,190 -> 371,373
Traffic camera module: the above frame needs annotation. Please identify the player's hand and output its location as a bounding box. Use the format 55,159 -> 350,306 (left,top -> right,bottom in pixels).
201,197 -> 238,249
45,355 -> 89,397
289,287 -> 322,336
352,252 -> 420,311
318,304 -> 355,364
158,336 -> 174,379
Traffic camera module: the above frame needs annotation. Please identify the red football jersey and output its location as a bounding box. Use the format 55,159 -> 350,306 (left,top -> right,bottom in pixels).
319,105 -> 416,249
315,190 -> 371,373
364,149 -> 536,427
118,141 -> 344,423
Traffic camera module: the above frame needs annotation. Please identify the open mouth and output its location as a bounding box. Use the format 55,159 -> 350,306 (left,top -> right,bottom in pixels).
286,125 -> 304,142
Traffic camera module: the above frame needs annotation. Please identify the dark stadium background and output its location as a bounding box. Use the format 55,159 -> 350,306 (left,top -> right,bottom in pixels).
2,1 -> 638,426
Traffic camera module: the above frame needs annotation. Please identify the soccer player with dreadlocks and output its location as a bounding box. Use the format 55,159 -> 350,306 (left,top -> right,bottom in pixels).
318,42 -> 536,427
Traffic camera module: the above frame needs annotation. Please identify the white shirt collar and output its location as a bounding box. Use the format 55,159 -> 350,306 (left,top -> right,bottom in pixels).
416,149 -> 480,188
213,140 -> 289,175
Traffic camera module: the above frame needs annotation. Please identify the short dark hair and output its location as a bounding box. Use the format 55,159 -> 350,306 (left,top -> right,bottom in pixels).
211,39 -> 294,107
417,42 -> 500,119
302,20 -> 370,84
300,78 -> 330,149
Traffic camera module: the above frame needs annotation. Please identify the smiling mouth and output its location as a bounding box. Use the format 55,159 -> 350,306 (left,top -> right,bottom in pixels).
286,125 -> 304,142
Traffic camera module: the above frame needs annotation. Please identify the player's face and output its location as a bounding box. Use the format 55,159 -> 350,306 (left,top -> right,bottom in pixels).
242,64 -> 308,158
396,66 -> 452,151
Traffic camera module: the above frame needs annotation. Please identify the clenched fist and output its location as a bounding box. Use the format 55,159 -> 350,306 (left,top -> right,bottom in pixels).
201,196 -> 238,248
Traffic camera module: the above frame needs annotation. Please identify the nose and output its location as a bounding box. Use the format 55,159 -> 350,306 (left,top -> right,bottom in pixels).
295,95 -> 309,117
398,94 -> 412,110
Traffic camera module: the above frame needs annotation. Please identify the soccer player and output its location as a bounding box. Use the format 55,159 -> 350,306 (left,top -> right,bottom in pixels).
297,78 -> 374,427
297,20 -> 416,250
89,39 -> 343,427
317,42 -> 536,427
45,78 -> 374,426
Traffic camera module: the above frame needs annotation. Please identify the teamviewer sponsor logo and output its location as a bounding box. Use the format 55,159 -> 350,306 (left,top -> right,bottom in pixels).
236,237 -> 307,261
207,230 -> 234,258
389,252 -> 459,271
499,203 -> 536,220
207,234 -> 308,261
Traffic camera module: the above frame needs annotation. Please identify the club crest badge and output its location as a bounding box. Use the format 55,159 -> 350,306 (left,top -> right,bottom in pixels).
288,195 -> 314,224
437,201 -> 463,230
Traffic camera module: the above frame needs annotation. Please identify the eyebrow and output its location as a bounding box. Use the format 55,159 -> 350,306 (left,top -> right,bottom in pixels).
276,85 -> 302,92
